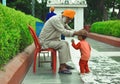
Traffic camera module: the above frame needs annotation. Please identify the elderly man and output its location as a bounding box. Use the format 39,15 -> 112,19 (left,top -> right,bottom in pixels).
39,9 -> 80,74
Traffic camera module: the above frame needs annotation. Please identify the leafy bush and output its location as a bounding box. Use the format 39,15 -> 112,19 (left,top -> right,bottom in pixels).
90,20 -> 120,37
0,4 -> 42,68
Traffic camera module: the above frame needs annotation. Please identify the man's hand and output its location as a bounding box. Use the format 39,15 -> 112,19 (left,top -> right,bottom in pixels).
73,30 -> 81,36
73,29 -> 86,36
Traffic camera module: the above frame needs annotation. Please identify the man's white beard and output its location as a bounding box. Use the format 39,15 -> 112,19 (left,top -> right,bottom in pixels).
62,17 -> 67,23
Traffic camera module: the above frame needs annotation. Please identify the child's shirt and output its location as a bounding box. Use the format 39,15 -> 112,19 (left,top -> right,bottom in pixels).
72,40 -> 91,61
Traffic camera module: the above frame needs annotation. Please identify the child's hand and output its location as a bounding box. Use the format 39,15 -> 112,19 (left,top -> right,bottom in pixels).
71,39 -> 74,43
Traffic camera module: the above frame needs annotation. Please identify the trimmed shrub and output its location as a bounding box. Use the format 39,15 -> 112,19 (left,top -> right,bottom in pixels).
90,20 -> 120,37
0,4 -> 42,68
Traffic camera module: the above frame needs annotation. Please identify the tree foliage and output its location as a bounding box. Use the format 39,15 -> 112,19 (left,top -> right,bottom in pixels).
85,0 -> 120,24
6,0 -> 49,22
7,0 -> 32,14
2,0 -> 120,24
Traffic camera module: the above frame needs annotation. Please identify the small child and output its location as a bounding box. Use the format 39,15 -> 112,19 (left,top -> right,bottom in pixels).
71,29 -> 91,76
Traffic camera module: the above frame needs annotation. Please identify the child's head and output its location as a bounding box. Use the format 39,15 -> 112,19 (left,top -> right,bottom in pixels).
77,29 -> 88,40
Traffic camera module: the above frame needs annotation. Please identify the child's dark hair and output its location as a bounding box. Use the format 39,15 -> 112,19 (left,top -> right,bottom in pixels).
81,35 -> 87,40
78,29 -> 88,40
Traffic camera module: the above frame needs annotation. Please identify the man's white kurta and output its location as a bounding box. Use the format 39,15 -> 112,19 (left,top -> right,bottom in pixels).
39,15 -> 74,63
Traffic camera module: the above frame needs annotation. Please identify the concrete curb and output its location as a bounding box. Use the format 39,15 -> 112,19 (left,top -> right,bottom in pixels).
88,33 -> 120,47
0,44 -> 35,84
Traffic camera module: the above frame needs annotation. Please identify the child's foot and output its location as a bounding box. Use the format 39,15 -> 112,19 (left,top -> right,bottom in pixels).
80,73 -> 85,78
80,74 -> 88,82
85,72 -> 92,76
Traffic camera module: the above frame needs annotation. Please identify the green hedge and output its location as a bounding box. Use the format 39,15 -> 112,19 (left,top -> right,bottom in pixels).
0,4 -> 42,68
90,20 -> 120,37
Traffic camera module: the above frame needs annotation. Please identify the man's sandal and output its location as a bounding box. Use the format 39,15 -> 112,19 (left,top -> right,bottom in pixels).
65,65 -> 74,69
58,69 -> 72,74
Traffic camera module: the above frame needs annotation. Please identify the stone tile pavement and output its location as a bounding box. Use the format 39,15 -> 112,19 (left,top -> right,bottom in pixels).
22,37 -> 120,84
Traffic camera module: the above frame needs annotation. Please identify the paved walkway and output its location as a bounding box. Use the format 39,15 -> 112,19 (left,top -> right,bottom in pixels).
22,37 -> 120,84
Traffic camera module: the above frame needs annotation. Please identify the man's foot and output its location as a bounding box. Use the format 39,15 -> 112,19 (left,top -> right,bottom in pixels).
65,64 -> 74,69
58,64 -> 72,74
58,69 -> 72,74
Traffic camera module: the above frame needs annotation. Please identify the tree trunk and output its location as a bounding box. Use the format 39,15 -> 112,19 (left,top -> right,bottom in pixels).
117,9 -> 120,19
103,5 -> 108,20
99,0 -> 108,20
111,0 -> 116,17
